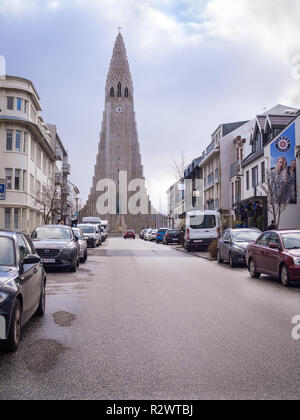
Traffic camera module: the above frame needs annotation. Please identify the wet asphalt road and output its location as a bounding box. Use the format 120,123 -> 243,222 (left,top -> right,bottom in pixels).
1,237 -> 300,400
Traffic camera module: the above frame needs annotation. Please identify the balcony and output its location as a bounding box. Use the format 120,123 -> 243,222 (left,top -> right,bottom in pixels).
230,161 -> 242,179
61,185 -> 71,195
63,163 -> 71,175
56,147 -> 63,161
55,172 -> 63,185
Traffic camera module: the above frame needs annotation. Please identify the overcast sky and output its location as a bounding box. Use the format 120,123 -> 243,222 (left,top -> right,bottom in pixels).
1,0 -> 300,212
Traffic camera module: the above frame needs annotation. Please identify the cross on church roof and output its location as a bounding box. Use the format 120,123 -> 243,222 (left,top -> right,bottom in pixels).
117,27 -> 122,33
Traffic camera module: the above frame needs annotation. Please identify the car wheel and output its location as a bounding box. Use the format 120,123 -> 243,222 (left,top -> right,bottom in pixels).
229,253 -> 236,268
217,249 -> 224,264
70,258 -> 77,273
187,246 -> 192,253
1,299 -> 22,353
81,250 -> 88,264
35,281 -> 46,317
249,258 -> 260,279
280,264 -> 290,287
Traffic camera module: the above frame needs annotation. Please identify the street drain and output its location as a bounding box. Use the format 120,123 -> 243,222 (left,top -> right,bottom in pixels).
53,311 -> 77,327
23,339 -> 65,375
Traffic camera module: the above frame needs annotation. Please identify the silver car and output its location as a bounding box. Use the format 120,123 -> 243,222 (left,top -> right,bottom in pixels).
77,224 -> 101,248
72,228 -> 88,263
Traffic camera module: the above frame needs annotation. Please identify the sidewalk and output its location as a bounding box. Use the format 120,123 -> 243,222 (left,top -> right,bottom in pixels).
172,245 -> 216,261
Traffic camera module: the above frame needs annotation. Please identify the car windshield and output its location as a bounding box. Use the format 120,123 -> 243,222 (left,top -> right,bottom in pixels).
232,231 -> 261,243
169,230 -> 180,234
158,229 -> 168,233
0,237 -> 15,266
78,226 -> 95,234
190,215 -> 216,229
281,233 -> 300,250
32,227 -> 72,240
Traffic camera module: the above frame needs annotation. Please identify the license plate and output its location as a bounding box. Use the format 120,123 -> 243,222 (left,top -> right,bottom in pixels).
194,240 -> 203,243
41,258 -> 56,264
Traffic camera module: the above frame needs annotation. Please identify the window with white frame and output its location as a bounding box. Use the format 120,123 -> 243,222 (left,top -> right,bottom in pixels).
6,130 -> 13,151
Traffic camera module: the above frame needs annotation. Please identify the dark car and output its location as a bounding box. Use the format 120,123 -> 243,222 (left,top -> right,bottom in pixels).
156,228 -> 168,243
31,225 -> 80,272
0,231 -> 46,352
246,230 -> 300,287
218,228 -> 261,267
124,230 -> 136,239
163,229 -> 181,245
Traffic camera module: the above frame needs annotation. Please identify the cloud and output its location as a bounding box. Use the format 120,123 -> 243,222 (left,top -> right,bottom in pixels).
1,0 -> 299,210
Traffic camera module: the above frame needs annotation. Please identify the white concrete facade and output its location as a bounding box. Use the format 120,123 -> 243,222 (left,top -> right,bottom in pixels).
0,76 -> 56,233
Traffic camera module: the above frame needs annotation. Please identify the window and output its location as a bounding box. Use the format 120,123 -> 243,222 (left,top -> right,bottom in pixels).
6,130 -> 13,151
110,87 -> 115,97
24,100 -> 28,113
36,146 -> 41,168
246,171 -> 250,191
7,97 -> 14,110
17,98 -> 22,111
5,208 -> 11,230
125,87 -> 129,98
17,234 -> 30,260
257,233 -> 271,246
14,169 -> 21,190
23,132 -> 27,153
261,161 -> 265,183
30,174 -> 35,193
31,139 -> 35,160
117,82 -> 121,97
252,166 -> 258,189
23,171 -> 27,192
14,208 -> 20,229
5,169 -> 12,190
15,130 -> 21,152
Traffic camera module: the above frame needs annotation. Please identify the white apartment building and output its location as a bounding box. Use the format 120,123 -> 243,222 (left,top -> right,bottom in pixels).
198,121 -> 248,227
0,75 -> 73,233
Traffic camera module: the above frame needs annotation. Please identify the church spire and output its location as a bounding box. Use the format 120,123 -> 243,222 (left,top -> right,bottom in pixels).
106,32 -> 133,99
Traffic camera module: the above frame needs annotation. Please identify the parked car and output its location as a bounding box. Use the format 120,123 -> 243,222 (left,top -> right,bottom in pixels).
81,217 -> 102,241
32,225 -> 80,272
156,228 -> 169,243
144,228 -> 153,241
140,229 -> 147,239
163,229 -> 181,245
148,230 -> 158,241
246,230 -> 300,287
185,211 -> 221,252
72,228 -> 88,263
0,231 -> 46,352
123,230 -> 136,239
77,224 -> 101,248
218,228 -> 261,267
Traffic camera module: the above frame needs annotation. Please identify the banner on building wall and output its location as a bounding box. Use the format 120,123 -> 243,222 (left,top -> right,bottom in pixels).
0,180 -> 6,201
270,123 -> 297,204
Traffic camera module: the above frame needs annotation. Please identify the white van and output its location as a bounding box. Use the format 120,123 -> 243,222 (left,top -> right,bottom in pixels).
185,210 -> 221,252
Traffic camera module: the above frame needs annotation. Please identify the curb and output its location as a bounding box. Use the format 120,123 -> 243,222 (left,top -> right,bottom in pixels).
172,246 -> 216,262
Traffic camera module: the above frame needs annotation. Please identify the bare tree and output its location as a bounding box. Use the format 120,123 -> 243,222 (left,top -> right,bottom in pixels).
35,185 -> 61,225
172,152 -> 186,181
258,169 -> 297,228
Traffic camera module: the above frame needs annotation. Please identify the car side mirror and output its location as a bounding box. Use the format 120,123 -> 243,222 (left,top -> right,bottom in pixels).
269,243 -> 280,250
23,254 -> 41,265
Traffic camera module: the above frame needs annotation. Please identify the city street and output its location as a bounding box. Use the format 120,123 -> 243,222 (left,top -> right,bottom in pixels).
1,237 -> 300,400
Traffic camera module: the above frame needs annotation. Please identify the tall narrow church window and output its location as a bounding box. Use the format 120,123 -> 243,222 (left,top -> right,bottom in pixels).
110,87 -> 115,97
117,82 -> 122,97
124,87 -> 129,98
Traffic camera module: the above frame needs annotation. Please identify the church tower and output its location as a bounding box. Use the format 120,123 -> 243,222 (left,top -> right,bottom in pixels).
83,32 -> 151,232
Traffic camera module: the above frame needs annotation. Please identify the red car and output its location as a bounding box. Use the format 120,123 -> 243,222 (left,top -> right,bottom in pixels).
123,230 -> 136,239
246,230 -> 300,287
